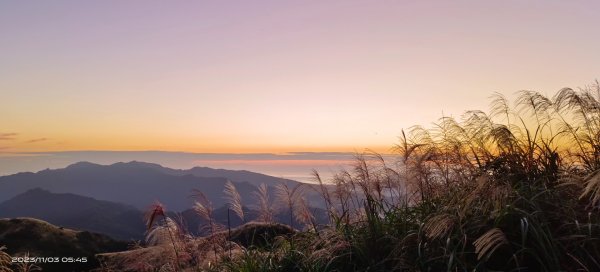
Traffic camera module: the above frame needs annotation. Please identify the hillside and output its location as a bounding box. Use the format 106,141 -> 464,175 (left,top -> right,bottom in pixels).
0,188 -> 145,240
0,188 -> 329,240
0,218 -> 128,272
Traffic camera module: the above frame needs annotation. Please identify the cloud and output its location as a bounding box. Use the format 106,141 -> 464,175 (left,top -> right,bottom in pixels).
0,133 -> 17,141
25,138 -> 48,144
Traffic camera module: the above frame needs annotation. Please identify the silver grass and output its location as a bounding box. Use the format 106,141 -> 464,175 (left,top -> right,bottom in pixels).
473,228 -> 507,260
252,183 -> 274,223
223,180 -> 244,222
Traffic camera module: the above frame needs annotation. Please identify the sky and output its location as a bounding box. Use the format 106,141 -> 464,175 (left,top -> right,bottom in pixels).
1,1 -> 599,175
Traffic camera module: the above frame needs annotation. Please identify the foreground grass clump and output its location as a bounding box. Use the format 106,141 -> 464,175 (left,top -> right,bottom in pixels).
211,84 -> 600,272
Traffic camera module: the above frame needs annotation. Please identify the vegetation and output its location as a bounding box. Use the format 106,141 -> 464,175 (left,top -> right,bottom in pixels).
0,218 -> 128,272
213,83 -> 600,271
0,246 -> 13,272
112,83 -> 600,271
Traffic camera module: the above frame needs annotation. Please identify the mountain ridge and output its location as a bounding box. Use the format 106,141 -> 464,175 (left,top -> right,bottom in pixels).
0,188 -> 145,240
0,161 -> 260,211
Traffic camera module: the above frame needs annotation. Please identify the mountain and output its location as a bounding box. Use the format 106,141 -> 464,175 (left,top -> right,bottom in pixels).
0,161 -> 327,212
0,188 -> 145,240
121,161 -> 303,187
0,188 -> 329,241
132,160 -> 327,206
96,161 -> 307,188
0,162 -> 260,211
63,160 -> 303,187
0,217 -> 128,272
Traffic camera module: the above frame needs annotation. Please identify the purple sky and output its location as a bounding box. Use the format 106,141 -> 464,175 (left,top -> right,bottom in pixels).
1,1 -> 599,175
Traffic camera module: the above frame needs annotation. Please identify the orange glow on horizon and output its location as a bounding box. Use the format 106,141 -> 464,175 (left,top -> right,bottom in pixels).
193,159 -> 357,167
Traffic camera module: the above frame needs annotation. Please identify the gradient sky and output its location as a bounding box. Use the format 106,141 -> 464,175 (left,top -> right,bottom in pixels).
2,0 -> 599,155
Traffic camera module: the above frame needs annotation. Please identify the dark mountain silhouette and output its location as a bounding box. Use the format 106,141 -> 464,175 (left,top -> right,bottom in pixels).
0,161 -> 326,212
123,161 -> 303,187
101,161 -> 326,205
0,188 -> 145,240
0,217 -> 128,272
0,189 -> 329,240
0,161 -> 261,211
60,160 -> 303,187
0,162 -> 330,244
96,161 -> 310,189
0,188 -> 327,240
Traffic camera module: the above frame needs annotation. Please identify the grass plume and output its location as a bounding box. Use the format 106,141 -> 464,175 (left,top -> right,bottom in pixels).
252,183 -> 274,223
0,246 -> 12,272
223,180 -> 244,222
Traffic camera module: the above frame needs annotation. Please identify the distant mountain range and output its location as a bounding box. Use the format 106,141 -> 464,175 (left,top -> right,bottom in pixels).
0,161 -> 312,211
113,161 -> 304,187
0,162 -> 329,240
